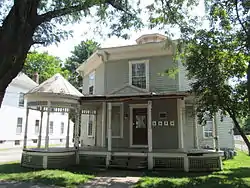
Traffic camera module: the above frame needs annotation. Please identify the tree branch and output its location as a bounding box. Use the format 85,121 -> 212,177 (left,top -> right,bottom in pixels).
235,0 -> 247,35
37,0 -> 133,25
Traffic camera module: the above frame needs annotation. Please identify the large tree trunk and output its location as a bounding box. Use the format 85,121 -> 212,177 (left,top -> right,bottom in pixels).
0,1 -> 39,107
230,112 -> 250,155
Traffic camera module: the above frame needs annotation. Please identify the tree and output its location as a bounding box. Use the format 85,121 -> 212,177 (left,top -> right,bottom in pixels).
147,0 -> 250,154
23,51 -> 69,83
0,0 -> 142,107
64,39 -> 100,90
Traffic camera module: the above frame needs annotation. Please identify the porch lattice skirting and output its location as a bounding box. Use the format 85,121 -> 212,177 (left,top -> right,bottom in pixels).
21,149 -> 223,172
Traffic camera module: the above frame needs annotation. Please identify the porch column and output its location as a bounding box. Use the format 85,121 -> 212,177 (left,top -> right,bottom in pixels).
45,101 -> 51,150
106,102 -> 112,167
147,100 -> 153,170
37,108 -> 44,148
214,113 -> 219,151
74,105 -> 80,149
101,102 -> 106,147
107,102 -> 112,152
177,99 -> 184,149
193,106 -> 199,149
23,108 -> 30,149
66,111 -> 70,148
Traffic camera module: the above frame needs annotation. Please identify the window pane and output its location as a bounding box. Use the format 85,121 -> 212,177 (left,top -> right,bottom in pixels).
111,106 -> 121,137
16,117 -> 23,134
131,63 -> 146,89
135,115 -> 146,128
61,122 -> 64,134
35,120 -> 39,134
49,121 -> 53,134
19,93 -> 24,107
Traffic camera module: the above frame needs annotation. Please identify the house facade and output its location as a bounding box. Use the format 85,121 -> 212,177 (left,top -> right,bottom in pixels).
20,34 -> 234,172
0,73 -> 74,149
77,33 -> 234,151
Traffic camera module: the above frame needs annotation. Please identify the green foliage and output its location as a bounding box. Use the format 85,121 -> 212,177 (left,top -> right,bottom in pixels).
0,0 -> 143,46
64,39 -> 100,90
23,51 -> 69,83
0,162 -> 93,187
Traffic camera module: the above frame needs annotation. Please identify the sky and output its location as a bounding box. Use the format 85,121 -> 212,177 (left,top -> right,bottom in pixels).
36,0 -> 205,61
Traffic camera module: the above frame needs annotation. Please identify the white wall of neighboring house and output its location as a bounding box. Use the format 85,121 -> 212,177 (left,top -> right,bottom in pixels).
0,73 -> 74,149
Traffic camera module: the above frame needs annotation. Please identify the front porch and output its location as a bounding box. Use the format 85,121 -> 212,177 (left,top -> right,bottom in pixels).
21,146 -> 222,172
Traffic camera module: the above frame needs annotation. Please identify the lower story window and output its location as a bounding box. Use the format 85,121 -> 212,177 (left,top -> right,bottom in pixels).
87,115 -> 94,137
0,140 -> 6,144
204,120 -> 213,138
32,139 -> 37,143
49,121 -> 53,134
14,140 -> 20,145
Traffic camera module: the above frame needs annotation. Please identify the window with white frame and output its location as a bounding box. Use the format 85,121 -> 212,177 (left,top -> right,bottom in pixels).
204,119 -> 213,138
87,115 -> 94,136
16,117 -> 23,134
18,93 -> 24,107
49,121 -> 54,134
35,120 -> 39,135
88,71 -> 95,94
129,60 -> 149,89
61,122 -> 64,134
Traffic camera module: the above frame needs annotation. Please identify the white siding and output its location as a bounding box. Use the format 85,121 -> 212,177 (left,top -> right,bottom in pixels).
178,61 -> 193,91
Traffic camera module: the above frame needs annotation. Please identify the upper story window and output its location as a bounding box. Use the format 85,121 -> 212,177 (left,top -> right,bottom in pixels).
88,71 -> 95,94
49,121 -> 54,134
61,122 -> 64,134
204,119 -> 213,138
35,120 -> 39,135
18,92 -> 24,107
16,117 -> 23,134
129,60 -> 149,90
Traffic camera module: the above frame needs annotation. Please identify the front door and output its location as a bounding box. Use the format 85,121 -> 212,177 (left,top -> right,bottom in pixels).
132,108 -> 148,146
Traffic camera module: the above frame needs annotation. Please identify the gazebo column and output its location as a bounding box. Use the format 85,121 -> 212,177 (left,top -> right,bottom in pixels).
74,105 -> 80,149
45,101 -> 51,150
147,100 -> 153,170
106,102 -> 112,167
23,108 -> 30,149
177,99 -> 184,150
37,108 -> 44,148
66,111 -> 71,148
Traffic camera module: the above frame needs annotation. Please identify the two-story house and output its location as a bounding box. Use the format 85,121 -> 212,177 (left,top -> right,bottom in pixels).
0,72 -> 74,149
76,33 -> 234,171
20,34 -> 234,172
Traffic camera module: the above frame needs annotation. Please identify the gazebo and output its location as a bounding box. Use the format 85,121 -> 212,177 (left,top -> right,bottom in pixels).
21,73 -> 83,169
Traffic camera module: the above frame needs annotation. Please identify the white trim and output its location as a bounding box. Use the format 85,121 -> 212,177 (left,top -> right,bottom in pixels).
129,103 -> 149,148
203,120 -> 214,139
101,102 -> 106,147
107,103 -> 112,151
106,102 -> 124,139
129,59 -> 149,91
177,99 -> 184,149
108,83 -> 149,95
147,101 -> 152,152
23,151 -> 75,156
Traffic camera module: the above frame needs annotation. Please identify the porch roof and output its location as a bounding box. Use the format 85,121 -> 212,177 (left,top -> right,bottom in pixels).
80,91 -> 189,104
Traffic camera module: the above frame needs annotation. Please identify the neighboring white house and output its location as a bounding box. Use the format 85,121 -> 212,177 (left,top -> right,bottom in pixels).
0,72 -> 74,149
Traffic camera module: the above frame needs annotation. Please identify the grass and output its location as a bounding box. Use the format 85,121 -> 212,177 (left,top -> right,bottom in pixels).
0,162 -> 94,188
135,151 -> 250,188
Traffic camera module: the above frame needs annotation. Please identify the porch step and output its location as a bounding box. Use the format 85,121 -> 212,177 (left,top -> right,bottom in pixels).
109,156 -> 147,169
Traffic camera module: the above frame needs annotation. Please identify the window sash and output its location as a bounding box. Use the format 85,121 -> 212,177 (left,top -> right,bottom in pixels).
16,118 -> 23,134
87,115 -> 94,136
35,120 -> 39,134
130,61 -> 148,89
49,121 -> 53,134
61,122 -> 64,134
18,93 -> 24,107
204,120 -> 213,138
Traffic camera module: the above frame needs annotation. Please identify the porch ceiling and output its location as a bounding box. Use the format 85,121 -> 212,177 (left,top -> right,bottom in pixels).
80,92 -> 189,104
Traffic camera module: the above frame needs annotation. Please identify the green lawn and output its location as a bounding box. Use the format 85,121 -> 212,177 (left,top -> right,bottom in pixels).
0,162 -> 93,187
135,152 -> 250,188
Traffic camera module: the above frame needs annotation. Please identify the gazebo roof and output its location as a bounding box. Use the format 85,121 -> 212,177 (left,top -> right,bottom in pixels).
27,73 -> 83,98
